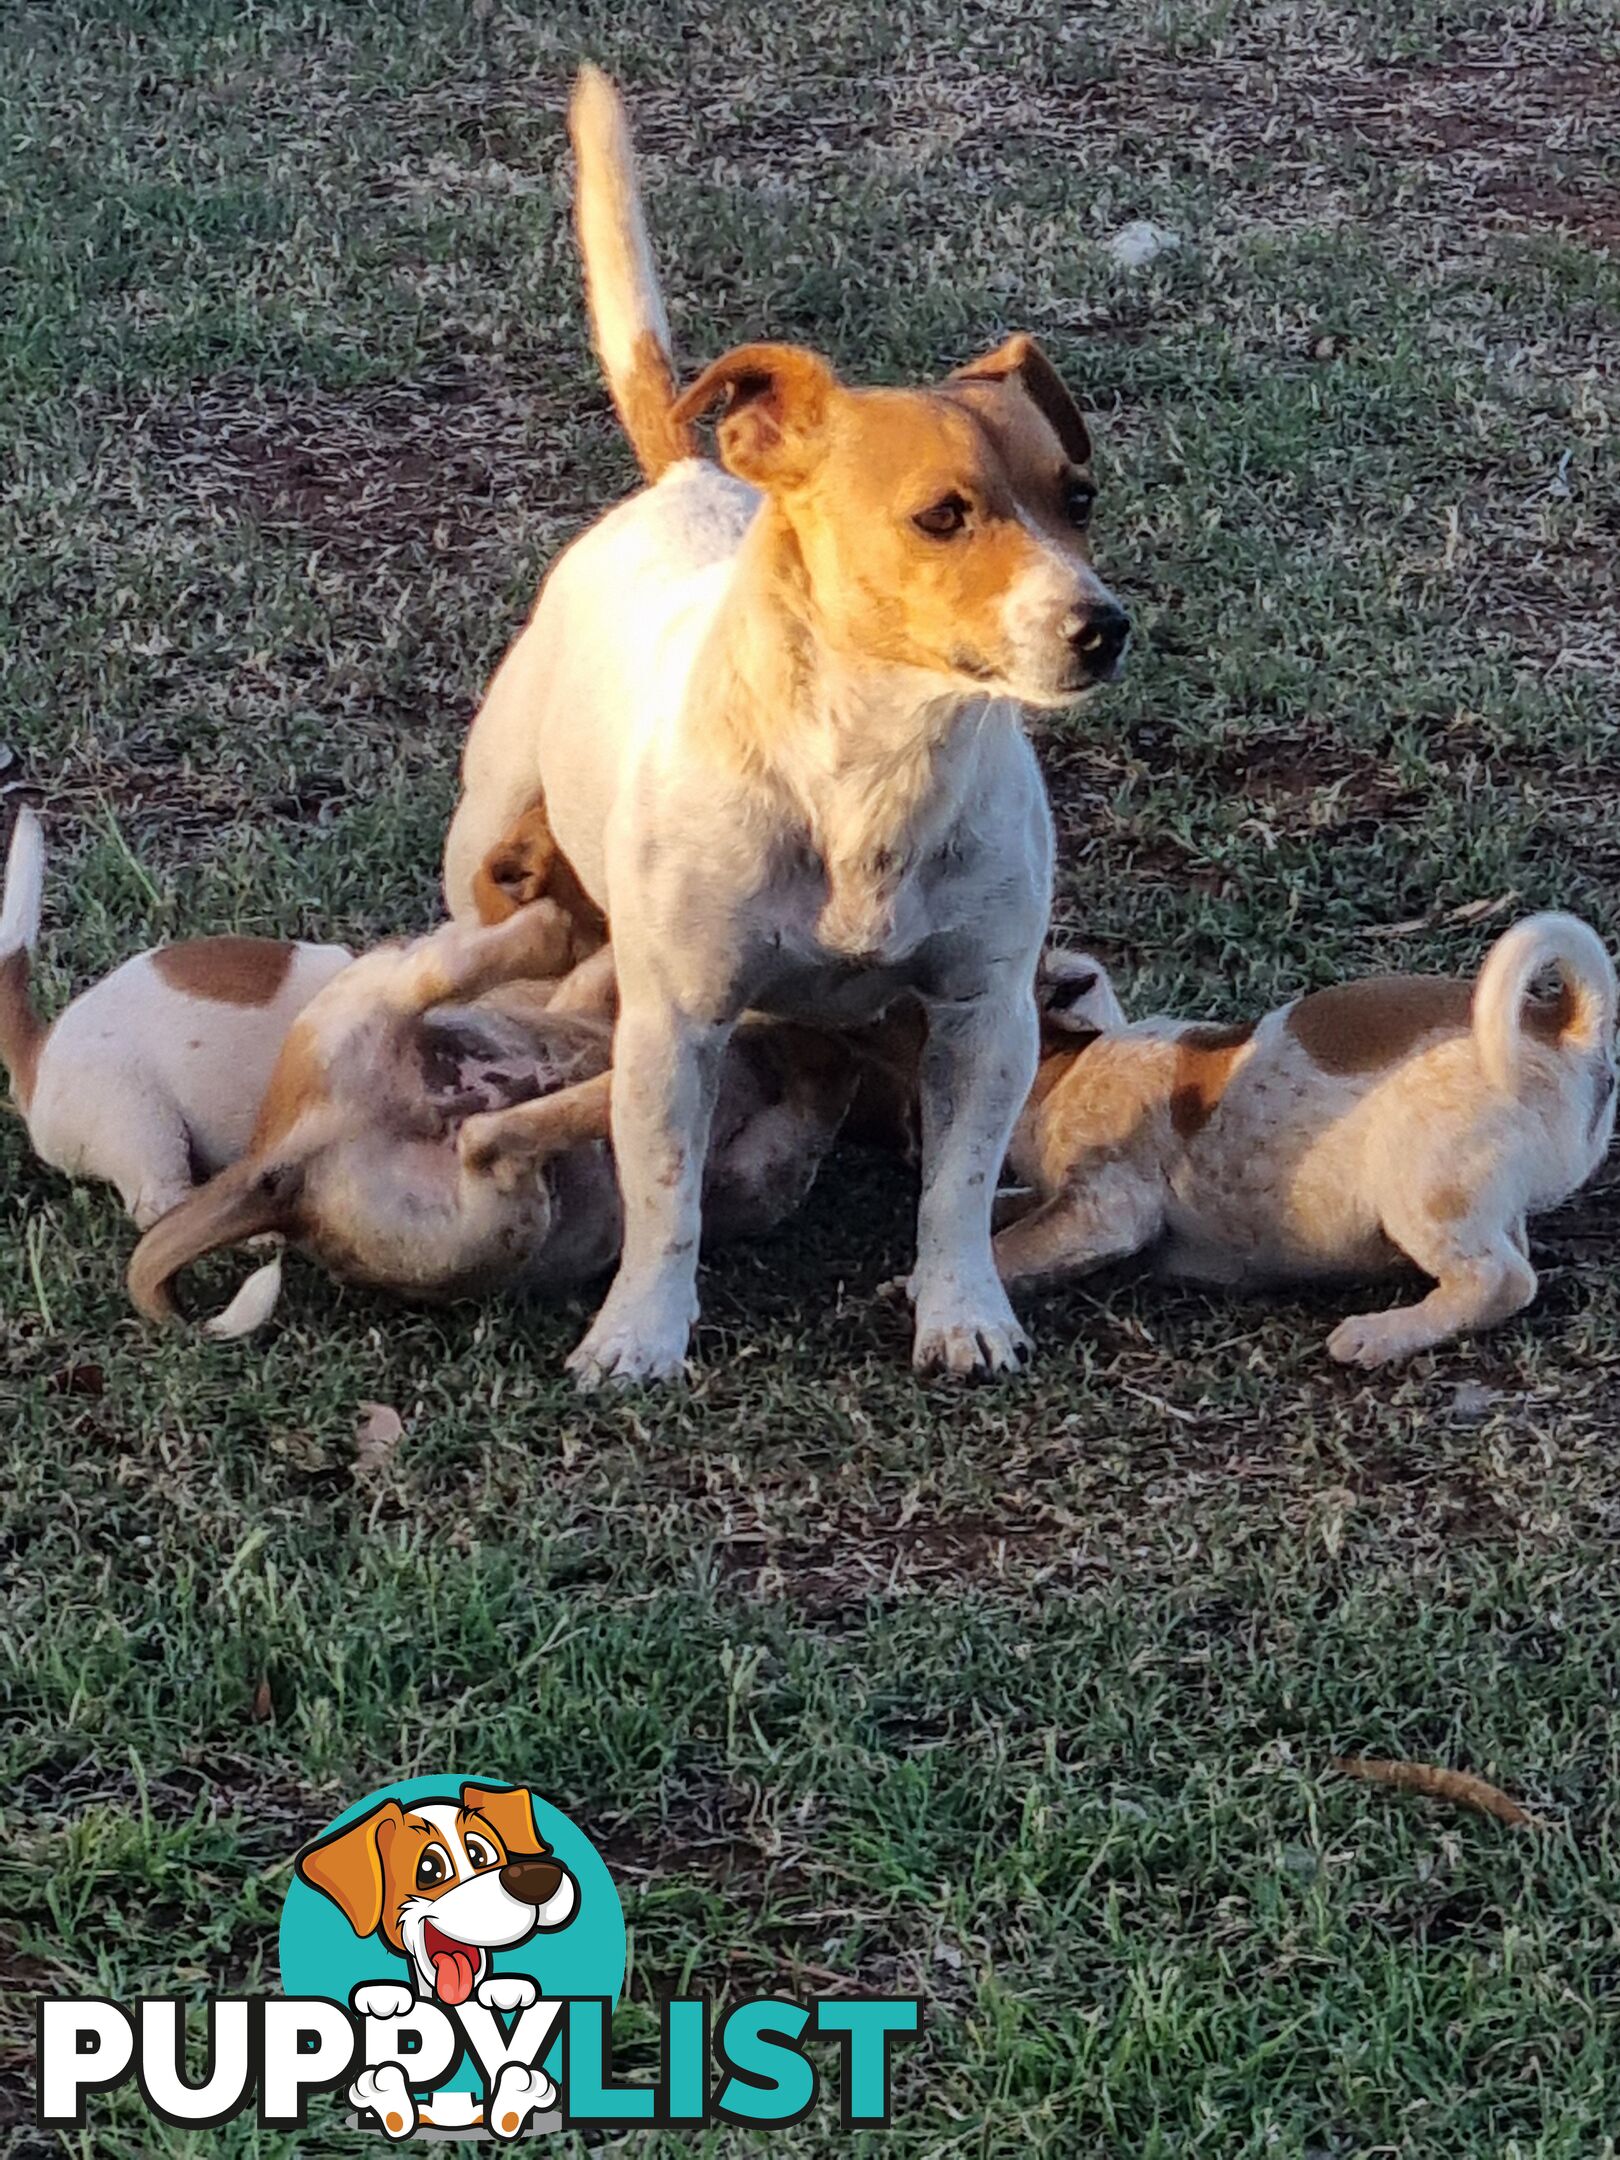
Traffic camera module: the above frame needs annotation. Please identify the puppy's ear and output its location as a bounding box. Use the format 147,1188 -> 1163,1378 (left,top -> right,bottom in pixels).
296,1800 -> 404,1938
461,1782 -> 548,1858
952,333 -> 1091,466
1039,950 -> 1124,1033
670,342 -> 838,489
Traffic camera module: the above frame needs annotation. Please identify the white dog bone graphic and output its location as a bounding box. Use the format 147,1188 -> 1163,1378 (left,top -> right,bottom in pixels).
350,2063 -> 417,2140
487,2061 -> 556,2141
477,1974 -> 540,2013
353,1982 -> 415,2021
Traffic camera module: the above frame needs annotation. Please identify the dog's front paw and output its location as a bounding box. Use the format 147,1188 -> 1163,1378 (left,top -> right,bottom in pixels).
487,2062 -> 557,2141
350,2064 -> 417,2139
477,1973 -> 539,2014
1327,1310 -> 1414,1369
567,1297 -> 692,1389
352,1981 -> 416,2021
911,1280 -> 1031,1377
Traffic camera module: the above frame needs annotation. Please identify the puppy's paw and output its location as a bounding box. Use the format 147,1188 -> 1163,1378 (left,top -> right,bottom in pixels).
477,1973 -> 539,2014
350,2064 -> 417,2139
459,1109 -> 541,1194
911,1281 -> 1031,1377
352,1981 -> 416,2021
487,2062 -> 557,2140
1327,1310 -> 1414,1369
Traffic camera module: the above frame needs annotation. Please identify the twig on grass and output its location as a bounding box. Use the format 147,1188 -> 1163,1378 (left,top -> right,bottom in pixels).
1331,1755 -> 1538,1828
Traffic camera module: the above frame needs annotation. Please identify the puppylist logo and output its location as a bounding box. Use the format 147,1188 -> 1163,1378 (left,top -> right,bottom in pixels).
36,1774 -> 922,2139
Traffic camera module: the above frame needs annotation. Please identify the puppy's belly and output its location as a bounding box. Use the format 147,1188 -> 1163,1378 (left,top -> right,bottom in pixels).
1158,1184 -> 1400,1286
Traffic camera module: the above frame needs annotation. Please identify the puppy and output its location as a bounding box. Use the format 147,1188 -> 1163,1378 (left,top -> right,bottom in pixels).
0,808 -> 351,1226
128,906 -> 859,1328
997,919 -> 1617,1364
442,69 -> 1128,1386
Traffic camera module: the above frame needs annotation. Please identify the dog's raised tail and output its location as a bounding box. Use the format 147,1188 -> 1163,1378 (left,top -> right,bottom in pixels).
569,63 -> 696,480
0,808 -> 47,1113
1473,912 -> 1617,1095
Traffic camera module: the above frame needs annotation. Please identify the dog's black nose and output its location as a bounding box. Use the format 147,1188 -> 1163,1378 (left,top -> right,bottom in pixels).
1068,601 -> 1130,679
500,1857 -> 566,1906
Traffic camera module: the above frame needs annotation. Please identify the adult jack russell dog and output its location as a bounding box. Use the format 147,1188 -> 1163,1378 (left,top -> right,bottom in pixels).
443,67 -> 1128,1386
297,1781 -> 575,2139
0,807 -> 350,1227
1002,920 -> 1617,1364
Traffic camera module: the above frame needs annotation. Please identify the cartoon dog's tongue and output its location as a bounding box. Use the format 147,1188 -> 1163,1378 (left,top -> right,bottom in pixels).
424,1921 -> 481,2006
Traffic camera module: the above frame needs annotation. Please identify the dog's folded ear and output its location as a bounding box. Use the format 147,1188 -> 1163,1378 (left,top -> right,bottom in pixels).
296,1800 -> 405,1938
670,342 -> 838,489
461,1782 -> 549,1858
1038,949 -> 1125,1035
952,333 -> 1092,467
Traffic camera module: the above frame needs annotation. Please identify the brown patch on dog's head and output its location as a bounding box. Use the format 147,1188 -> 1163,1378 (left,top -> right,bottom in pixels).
672,335 -> 1125,707
1169,1020 -> 1254,1138
1287,977 -> 1473,1076
152,937 -> 296,1006
472,799 -> 607,963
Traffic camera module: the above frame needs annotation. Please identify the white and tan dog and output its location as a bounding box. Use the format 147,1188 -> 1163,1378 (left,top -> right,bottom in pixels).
443,69 -> 1128,1386
999,920 -> 1617,1364
0,807 -> 351,1227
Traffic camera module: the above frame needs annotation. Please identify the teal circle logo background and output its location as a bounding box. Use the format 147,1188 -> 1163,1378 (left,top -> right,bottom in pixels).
279,1775 -> 625,2096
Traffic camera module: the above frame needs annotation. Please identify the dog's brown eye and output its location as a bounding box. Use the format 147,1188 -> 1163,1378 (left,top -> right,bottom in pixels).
464,1835 -> 498,1871
1064,479 -> 1096,530
416,1845 -> 451,1891
913,494 -> 969,539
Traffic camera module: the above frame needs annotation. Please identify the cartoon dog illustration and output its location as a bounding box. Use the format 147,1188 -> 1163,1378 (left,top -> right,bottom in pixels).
296,1782 -> 577,2139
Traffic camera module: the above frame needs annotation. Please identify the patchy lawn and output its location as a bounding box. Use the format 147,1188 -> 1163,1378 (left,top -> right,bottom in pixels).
2,2 -> 1618,2153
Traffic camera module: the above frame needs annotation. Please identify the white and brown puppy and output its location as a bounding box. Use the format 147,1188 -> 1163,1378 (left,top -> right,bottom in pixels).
128,905 -> 859,1329
442,70 -> 1128,1386
999,920 -> 1617,1365
0,808 -> 351,1227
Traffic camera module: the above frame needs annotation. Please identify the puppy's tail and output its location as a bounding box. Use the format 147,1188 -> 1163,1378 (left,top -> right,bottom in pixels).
569,63 -> 697,480
1473,912 -> 1617,1096
128,1155 -> 304,1331
0,807 -> 47,1113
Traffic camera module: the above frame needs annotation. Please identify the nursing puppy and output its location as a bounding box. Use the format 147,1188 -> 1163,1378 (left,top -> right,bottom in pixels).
128,906 -> 859,1329
0,808 -> 351,1226
999,921 -> 1617,1365
442,68 -> 1128,1386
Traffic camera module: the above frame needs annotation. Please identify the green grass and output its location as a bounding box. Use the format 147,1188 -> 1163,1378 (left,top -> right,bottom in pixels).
3,2 -> 1620,2153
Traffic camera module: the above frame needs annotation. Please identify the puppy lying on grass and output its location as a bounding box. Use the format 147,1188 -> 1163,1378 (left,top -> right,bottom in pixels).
0,807 -> 351,1227
128,902 -> 859,1334
1000,918 -> 1616,1365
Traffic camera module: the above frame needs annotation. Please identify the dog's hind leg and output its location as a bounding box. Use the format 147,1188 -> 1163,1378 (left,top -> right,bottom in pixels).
383,906 -> 575,1021
103,1106 -> 200,1229
993,1171 -> 1161,1287
1327,1220 -> 1536,1369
